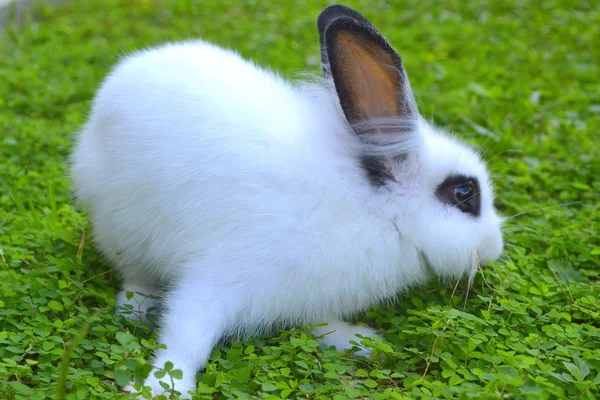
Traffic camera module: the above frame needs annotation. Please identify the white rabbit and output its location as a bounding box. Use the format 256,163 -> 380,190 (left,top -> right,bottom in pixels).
70,4 -> 504,398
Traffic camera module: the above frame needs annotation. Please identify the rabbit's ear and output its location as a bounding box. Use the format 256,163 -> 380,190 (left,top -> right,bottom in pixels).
317,5 -> 374,77
323,16 -> 418,127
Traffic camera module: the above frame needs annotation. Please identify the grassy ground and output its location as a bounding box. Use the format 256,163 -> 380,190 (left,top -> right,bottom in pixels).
0,0 -> 599,399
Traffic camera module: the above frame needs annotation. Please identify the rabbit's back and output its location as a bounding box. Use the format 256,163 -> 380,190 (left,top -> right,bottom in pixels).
70,40 -> 363,284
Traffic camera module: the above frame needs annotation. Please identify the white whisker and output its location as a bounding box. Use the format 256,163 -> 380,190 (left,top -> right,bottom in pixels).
504,201 -> 584,222
486,149 -> 527,163
462,254 -> 479,311
504,242 -> 525,257
502,225 -> 546,238
498,111 -> 528,137
449,267 -> 465,305
489,166 -> 521,176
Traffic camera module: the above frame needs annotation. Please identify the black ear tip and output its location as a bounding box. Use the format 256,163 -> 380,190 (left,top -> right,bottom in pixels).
317,4 -> 372,35
323,16 -> 381,49
323,16 -> 363,40
318,5 -> 354,24
324,16 -> 400,63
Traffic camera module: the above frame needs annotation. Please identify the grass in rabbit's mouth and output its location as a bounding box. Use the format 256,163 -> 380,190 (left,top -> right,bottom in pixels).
1,0 -> 599,399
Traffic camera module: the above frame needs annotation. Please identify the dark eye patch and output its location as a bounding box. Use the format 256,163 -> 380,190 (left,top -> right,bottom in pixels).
436,175 -> 481,217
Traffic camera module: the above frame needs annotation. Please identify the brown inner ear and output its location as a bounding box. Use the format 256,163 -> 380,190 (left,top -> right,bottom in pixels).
333,30 -> 400,124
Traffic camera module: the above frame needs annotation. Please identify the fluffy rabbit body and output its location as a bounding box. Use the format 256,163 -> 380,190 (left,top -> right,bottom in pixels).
71,5 -> 503,397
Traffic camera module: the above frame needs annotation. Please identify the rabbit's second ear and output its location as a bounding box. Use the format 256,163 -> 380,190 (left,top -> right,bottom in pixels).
324,17 -> 418,128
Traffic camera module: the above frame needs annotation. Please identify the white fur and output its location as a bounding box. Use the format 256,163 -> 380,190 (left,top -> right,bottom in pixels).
70,40 -> 503,398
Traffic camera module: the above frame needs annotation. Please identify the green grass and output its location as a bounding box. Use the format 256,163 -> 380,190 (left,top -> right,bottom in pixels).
0,0 -> 599,399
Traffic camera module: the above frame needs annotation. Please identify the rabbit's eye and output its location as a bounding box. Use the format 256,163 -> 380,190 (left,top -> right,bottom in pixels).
455,185 -> 473,201
436,175 -> 481,217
